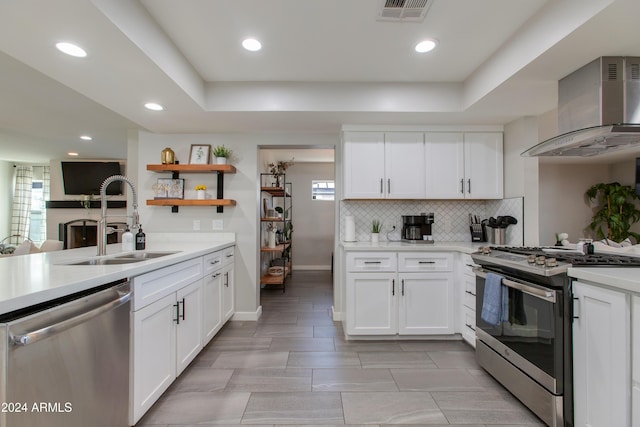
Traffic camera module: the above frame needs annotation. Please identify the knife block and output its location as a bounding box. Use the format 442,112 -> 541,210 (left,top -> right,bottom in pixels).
470,224 -> 486,242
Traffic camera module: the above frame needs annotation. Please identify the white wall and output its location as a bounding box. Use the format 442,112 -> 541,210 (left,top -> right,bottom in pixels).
285,162 -> 335,269
136,131 -> 339,317
503,117 -> 540,245
0,161 -> 13,239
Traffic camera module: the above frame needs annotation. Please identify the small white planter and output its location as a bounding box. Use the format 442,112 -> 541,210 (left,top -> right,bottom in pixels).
216,157 -> 227,165
268,230 -> 277,248
371,233 -> 379,244
196,190 -> 205,200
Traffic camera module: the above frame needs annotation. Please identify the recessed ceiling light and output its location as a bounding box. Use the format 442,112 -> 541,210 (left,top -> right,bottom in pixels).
415,39 -> 437,53
144,102 -> 164,111
68,152 -> 79,156
242,38 -> 262,52
80,135 -> 93,141
55,42 -> 87,58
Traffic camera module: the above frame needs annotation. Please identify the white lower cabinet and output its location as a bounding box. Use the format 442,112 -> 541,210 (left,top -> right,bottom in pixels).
460,254 -> 477,347
633,295 -> 640,426
131,247 -> 235,425
573,280 -> 630,427
345,251 -> 454,336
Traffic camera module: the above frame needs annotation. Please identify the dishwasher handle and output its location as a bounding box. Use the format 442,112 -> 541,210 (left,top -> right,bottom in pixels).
10,288 -> 132,347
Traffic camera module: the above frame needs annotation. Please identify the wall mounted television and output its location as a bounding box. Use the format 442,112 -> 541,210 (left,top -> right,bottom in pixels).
61,161 -> 123,195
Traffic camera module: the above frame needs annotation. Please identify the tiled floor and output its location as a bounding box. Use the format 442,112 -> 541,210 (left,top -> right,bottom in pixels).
136,270 -> 544,426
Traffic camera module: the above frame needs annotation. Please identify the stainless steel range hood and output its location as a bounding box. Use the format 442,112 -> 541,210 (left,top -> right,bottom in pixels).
522,56 -> 640,157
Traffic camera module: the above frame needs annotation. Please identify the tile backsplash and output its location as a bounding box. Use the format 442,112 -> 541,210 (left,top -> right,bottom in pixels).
341,197 -> 524,245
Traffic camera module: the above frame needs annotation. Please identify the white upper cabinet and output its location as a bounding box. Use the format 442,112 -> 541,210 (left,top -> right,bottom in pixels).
343,131 -> 424,199
463,132 -> 504,199
424,132 -> 503,199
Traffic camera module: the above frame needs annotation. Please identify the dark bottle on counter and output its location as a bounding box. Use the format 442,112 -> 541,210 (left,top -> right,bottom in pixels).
135,226 -> 146,250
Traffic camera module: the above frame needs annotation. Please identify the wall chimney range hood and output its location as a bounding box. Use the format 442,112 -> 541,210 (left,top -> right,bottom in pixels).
522,56 -> 640,157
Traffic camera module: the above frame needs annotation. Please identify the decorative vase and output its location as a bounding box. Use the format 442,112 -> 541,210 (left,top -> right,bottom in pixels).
161,147 -> 175,164
371,233 -> 379,244
216,157 -> 227,164
196,190 -> 205,200
274,174 -> 281,187
268,230 -> 276,248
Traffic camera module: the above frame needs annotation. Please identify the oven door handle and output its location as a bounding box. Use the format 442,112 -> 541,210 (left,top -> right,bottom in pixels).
473,268 -> 556,303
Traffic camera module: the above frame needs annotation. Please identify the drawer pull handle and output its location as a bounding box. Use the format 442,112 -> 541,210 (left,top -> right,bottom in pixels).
465,290 -> 476,296
210,260 -> 220,265
212,273 -> 221,278
465,323 -> 476,331
418,261 -> 436,264
226,254 -> 234,258
364,261 -> 382,264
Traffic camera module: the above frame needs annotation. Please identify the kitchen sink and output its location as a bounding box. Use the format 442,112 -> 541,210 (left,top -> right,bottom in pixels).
64,251 -> 180,266
114,251 -> 180,260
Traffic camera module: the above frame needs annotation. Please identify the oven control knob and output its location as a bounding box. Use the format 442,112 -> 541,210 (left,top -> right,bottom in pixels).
527,255 -> 536,264
545,258 -> 558,267
535,256 -> 547,266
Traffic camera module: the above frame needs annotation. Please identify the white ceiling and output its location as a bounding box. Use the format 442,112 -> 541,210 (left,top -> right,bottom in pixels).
1,0 -> 640,163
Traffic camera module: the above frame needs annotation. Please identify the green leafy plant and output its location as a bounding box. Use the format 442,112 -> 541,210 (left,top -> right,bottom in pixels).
586,182 -> 640,242
372,220 -> 382,233
212,144 -> 232,158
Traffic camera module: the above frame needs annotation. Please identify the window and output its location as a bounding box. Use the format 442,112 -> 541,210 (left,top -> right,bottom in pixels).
312,180 -> 335,200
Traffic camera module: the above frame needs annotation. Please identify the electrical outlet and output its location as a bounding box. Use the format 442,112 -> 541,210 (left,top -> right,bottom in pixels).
192,220 -> 200,231
212,219 -> 223,230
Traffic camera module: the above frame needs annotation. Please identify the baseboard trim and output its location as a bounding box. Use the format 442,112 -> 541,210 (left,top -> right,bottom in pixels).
332,306 -> 343,321
231,305 -> 262,321
292,265 -> 331,271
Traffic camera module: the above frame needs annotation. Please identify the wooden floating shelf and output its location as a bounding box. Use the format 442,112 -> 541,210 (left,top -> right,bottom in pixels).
146,199 -> 236,207
261,217 -> 285,222
147,164 -> 236,173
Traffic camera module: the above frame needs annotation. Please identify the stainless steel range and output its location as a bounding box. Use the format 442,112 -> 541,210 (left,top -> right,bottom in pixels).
471,246 -> 640,427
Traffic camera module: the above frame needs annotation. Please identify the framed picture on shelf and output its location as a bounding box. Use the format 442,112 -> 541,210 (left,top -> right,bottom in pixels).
154,178 -> 184,199
189,144 -> 211,164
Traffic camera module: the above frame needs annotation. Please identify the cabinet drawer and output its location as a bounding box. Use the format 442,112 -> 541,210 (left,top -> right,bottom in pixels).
463,274 -> 476,310
222,246 -> 235,266
398,252 -> 452,272
133,257 -> 203,311
203,250 -> 224,275
346,252 -> 396,272
462,306 -> 476,347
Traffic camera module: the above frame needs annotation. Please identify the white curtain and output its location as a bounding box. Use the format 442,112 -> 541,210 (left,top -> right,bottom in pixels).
10,166 -> 33,245
40,166 -> 50,242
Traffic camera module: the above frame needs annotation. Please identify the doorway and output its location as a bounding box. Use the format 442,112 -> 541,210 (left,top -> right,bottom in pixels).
258,147 -> 336,306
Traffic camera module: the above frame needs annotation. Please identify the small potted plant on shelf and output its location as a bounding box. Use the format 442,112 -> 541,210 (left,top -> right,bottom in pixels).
212,145 -> 232,164
586,182 -> 640,243
266,222 -> 277,248
371,220 -> 382,244
268,158 -> 294,187
195,184 -> 207,200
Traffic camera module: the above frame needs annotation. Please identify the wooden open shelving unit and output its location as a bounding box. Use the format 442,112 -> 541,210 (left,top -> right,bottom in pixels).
146,163 -> 236,213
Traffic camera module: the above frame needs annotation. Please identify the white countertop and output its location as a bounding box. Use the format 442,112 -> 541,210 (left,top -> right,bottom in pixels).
0,233 -> 235,316
569,267 -> 640,294
341,240 -> 484,254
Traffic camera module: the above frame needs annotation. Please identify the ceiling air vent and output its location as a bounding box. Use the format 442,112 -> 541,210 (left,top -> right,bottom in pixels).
378,0 -> 433,22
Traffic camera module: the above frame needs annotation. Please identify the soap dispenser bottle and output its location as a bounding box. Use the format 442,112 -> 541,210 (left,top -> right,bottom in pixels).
135,226 -> 146,250
122,226 -> 134,251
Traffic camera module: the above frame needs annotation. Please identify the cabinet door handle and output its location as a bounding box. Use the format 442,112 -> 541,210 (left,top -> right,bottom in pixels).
364,261 -> 382,264
388,178 -> 391,194
180,298 -> 186,321
224,272 -> 229,287
418,261 -> 436,264
392,279 -> 395,296
380,178 -> 383,194
173,302 -> 180,324
401,279 -> 405,296
465,290 -> 476,296
467,179 -> 471,194
460,179 -> 464,194
573,297 -> 580,319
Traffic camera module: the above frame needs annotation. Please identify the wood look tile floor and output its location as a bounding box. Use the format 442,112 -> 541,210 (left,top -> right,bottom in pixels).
136,270 -> 545,426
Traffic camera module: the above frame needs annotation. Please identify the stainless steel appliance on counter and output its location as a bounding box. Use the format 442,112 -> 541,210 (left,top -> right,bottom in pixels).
0,279 -> 131,427
401,213 -> 434,243
471,246 -> 640,427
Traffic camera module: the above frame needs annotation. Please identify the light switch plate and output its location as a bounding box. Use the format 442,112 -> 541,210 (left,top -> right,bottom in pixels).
193,220 -> 201,231
212,219 -> 223,230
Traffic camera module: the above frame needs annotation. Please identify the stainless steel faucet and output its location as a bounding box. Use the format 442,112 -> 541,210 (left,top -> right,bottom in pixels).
97,175 -> 140,256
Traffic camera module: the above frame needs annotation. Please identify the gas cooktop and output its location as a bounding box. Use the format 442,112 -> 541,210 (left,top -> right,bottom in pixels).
471,246 -> 640,277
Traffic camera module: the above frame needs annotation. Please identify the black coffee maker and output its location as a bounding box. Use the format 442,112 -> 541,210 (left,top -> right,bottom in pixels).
401,213 -> 434,243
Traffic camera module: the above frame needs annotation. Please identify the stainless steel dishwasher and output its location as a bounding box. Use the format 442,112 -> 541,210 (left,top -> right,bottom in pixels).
0,279 -> 131,427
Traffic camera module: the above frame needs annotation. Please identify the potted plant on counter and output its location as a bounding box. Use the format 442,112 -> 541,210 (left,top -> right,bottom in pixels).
586,182 -> 640,243
371,220 -> 382,244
